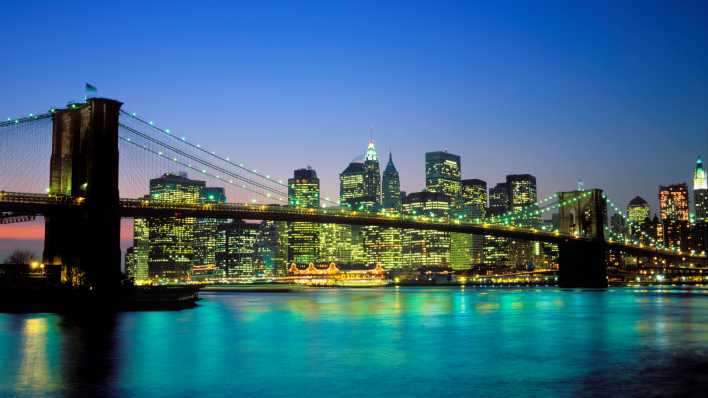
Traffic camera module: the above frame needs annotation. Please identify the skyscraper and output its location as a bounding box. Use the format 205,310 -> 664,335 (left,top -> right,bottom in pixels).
694,156 -> 707,222
425,151 -> 461,203
488,183 -> 510,216
215,220 -> 261,277
257,220 -> 289,277
461,179 -> 487,265
147,172 -> 204,280
128,206 -> 149,282
659,183 -> 690,250
382,152 -> 401,210
339,161 -> 365,208
288,167 -> 320,264
627,196 -> 651,224
627,196 -> 650,239
363,140 -> 382,204
402,191 -> 451,268
192,186 -> 226,278
506,174 -> 538,218
506,174 -> 539,269
659,183 -> 690,222
485,182 -> 510,267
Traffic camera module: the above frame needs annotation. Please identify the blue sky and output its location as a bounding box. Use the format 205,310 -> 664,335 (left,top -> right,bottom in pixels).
1,0 -> 707,215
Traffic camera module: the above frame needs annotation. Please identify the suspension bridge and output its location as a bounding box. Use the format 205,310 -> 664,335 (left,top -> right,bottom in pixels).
0,98 -> 705,291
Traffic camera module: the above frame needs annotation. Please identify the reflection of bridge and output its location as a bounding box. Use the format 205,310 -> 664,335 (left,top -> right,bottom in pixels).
0,98 -> 705,291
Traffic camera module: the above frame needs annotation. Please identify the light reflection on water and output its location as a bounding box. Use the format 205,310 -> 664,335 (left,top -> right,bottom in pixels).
0,287 -> 707,397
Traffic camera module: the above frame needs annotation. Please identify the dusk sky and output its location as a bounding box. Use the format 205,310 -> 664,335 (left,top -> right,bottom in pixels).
2,0 -> 707,219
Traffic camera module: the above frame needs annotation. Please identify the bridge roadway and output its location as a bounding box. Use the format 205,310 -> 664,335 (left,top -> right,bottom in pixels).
0,191 -> 705,264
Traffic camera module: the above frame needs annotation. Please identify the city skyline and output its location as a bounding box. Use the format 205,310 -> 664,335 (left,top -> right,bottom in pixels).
1,1 -> 706,215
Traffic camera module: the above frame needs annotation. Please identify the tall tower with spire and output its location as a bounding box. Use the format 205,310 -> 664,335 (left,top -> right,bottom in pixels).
363,139 -> 381,204
694,156 -> 708,222
382,152 -> 401,210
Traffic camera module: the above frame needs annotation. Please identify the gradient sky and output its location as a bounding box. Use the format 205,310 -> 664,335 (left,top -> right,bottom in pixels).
1,0 -> 707,221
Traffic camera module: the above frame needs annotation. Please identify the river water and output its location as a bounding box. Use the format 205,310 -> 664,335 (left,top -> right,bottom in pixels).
1,287 -> 707,397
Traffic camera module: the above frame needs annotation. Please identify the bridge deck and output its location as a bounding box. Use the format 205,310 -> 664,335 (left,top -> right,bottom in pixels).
0,191 -> 704,263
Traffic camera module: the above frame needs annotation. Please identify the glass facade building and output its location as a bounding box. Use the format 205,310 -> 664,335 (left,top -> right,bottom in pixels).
425,151 -> 461,203
147,172 -> 205,280
288,167 -> 320,264
402,191 -> 451,268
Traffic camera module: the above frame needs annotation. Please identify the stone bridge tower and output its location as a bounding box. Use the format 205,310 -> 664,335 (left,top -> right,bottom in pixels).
557,188 -> 608,288
43,98 -> 122,291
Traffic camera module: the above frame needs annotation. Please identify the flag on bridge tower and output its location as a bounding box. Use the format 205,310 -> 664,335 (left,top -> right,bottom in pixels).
85,83 -> 97,99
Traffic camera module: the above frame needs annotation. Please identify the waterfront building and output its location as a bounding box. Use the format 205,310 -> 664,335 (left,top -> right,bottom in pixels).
192,187 -> 226,278
363,140 -> 381,204
506,174 -> 539,269
288,167 -> 320,264
147,172 -> 204,280
694,156 -> 708,222
257,220 -> 289,277
215,220 -> 260,277
402,191 -> 451,268
659,183 -> 690,250
382,152 -> 402,210
484,182 -> 510,268
425,151 -> 461,203
318,221 -> 353,265
461,179 -> 487,264
128,210 -> 149,282
125,247 -> 137,280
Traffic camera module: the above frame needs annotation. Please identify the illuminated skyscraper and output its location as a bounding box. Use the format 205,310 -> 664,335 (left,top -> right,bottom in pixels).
627,196 -> 651,224
339,161 -> 365,208
382,152 -> 401,210
402,191 -> 451,268
288,167 -> 320,264
461,179 -> 487,265
484,182 -> 510,268
128,204 -> 149,282
147,172 -> 204,280
318,220 -> 353,265
425,151 -> 461,203
506,174 -> 538,217
192,187 -> 226,278
659,183 -> 690,222
694,156 -> 708,222
363,140 -> 382,204
257,220 -> 289,276
215,220 -> 261,277
627,196 -> 650,238
659,183 -> 690,250
488,183 -> 510,216
506,174 -> 539,269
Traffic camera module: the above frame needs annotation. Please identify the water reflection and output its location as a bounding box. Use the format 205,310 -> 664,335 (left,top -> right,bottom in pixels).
0,287 -> 706,397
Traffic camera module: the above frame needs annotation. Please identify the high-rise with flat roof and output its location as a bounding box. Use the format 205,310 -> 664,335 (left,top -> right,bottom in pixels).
425,151 -> 461,203
288,167 -> 320,264
659,183 -> 690,250
402,191 -> 451,268
147,172 -> 205,280
461,179 -> 487,265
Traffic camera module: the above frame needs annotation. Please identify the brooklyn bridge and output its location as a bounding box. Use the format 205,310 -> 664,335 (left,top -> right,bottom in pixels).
0,98 -> 705,290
